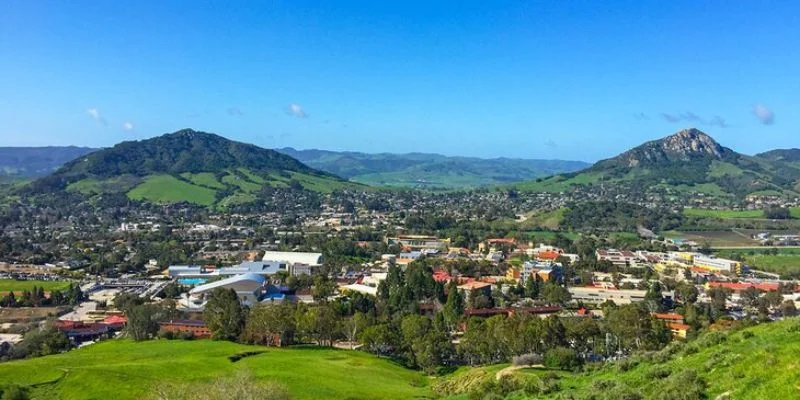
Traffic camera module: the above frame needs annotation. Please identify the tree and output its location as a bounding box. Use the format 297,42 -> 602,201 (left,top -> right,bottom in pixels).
343,312 -> 369,349
544,347 -> 582,371
126,304 -> 161,341
443,281 -> 464,329
203,288 -> 245,341
297,304 -> 338,347
675,282 -> 698,304
644,281 -> 665,312
778,300 -> 797,317
524,274 -> 540,299
243,303 -> 296,346
541,283 -> 571,305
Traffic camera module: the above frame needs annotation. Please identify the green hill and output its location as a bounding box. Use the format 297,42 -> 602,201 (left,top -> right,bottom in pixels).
28,129 -> 361,206
278,147 -> 589,188
437,318 -> 800,399
514,128 -> 800,199
0,340 -> 432,400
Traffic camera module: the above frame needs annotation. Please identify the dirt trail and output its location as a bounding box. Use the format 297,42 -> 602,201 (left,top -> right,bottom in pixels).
495,364 -> 544,380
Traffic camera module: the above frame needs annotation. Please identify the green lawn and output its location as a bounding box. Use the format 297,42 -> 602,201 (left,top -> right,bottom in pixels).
521,208 -> 567,229
0,279 -> 72,293
221,173 -> 262,192
0,340 -> 433,400
683,208 -> 765,219
127,174 -> 217,206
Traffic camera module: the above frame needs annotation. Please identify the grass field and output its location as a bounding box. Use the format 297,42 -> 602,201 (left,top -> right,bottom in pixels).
683,208 -> 765,219
438,319 -> 800,399
520,208 -> 566,229
662,230 -> 759,247
0,340 -> 433,400
127,175 -> 217,206
180,172 -> 226,189
0,279 -> 72,293
716,248 -> 800,277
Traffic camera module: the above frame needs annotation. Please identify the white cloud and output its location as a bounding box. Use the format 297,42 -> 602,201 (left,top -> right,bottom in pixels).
86,108 -> 108,127
286,103 -> 308,118
123,122 -> 134,131
753,104 -> 775,125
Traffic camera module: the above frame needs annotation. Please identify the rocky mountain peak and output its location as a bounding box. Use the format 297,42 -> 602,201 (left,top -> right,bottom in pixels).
660,128 -> 725,158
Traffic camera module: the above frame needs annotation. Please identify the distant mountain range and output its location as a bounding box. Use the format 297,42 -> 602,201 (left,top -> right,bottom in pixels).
517,128 -> 800,199
277,148 -> 590,188
27,129 -> 356,207
0,146 -> 98,179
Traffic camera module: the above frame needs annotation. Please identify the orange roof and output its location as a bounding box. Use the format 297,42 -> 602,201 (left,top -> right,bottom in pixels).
653,313 -> 684,321
668,322 -> 690,331
537,251 -> 561,260
709,281 -> 780,292
487,238 -> 516,245
458,281 -> 492,290
103,315 -> 128,324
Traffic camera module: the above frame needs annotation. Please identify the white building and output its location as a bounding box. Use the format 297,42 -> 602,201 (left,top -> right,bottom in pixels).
262,251 -> 323,276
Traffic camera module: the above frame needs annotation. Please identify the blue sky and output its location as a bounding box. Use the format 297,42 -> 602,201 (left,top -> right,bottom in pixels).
1,1 -> 798,161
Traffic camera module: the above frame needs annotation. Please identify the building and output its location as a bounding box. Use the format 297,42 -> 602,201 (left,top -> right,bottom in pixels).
596,249 -> 638,267
521,261 -> 560,282
457,281 -> 493,302
158,320 -> 211,339
568,287 -> 675,305
693,255 -> 742,274
262,251 -> 323,276
188,273 -> 266,307
168,261 -> 288,280
386,235 -> 451,251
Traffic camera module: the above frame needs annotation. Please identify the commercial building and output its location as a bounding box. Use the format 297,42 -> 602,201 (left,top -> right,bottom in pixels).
596,249 -> 638,267
158,320 -> 211,339
693,255 -> 742,274
262,251 -> 323,276
386,235 -> 451,251
187,273 -> 266,307
568,287 -> 675,305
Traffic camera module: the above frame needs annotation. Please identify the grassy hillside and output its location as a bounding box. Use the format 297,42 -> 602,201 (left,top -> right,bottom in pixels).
30,129 -> 362,207
278,147 -> 589,188
0,340 -> 433,400
438,318 -> 800,399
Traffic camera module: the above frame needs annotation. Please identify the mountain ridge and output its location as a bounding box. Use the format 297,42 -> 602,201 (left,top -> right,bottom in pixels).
277,147 -> 590,188
517,128 -> 800,199
26,129 -> 355,207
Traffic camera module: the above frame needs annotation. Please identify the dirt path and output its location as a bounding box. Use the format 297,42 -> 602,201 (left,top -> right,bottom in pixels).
495,364 -> 544,380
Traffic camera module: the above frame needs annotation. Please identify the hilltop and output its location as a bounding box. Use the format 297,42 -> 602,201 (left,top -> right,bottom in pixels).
27,129 -> 358,207
278,147 -> 589,188
516,128 -> 800,199
436,318 -> 800,399
0,340 -> 432,400
0,146 -> 97,179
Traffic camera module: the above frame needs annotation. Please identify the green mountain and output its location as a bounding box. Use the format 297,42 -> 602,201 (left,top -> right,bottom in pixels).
0,146 -> 97,179
277,147 -> 589,188
516,128 -> 800,198
28,129 -> 357,206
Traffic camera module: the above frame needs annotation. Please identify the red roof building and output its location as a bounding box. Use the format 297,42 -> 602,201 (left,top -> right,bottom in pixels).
708,281 -> 781,292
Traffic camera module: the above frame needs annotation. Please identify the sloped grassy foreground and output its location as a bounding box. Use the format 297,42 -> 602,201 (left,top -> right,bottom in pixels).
0,340 -> 433,400
436,318 -> 800,400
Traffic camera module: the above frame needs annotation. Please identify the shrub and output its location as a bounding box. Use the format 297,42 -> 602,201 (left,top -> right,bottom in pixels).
512,353 -> 544,367
544,347 -> 583,371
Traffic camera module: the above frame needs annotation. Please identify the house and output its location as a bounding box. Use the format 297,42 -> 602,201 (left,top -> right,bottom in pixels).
457,281 -> 493,302
667,323 -> 690,339
158,320 -> 211,339
707,281 -> 780,292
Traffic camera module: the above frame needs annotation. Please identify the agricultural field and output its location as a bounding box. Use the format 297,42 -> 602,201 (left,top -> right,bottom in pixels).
0,340 -> 433,400
0,279 -> 72,293
682,208 -> 765,219
662,230 -> 759,247
716,248 -> 800,277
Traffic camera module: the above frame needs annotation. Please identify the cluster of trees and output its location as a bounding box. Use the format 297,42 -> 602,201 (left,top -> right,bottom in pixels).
0,326 -> 70,361
0,283 -> 82,308
562,201 -> 684,232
